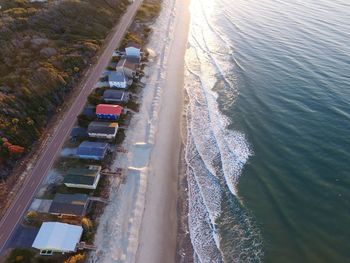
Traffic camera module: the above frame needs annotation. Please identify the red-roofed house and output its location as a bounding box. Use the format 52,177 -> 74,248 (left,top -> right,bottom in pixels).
96,104 -> 123,120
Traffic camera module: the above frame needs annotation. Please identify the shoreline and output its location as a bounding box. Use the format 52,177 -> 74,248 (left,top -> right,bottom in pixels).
135,0 -> 191,260
175,91 -> 194,263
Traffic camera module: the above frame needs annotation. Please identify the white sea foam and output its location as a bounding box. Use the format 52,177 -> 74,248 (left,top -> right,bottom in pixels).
184,0 -> 255,261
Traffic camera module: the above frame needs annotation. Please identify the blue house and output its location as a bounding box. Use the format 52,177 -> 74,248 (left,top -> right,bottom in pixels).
76,141 -> 108,160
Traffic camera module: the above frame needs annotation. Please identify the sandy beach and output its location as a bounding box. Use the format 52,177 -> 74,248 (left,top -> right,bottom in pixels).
135,0 -> 190,261
90,0 -> 190,262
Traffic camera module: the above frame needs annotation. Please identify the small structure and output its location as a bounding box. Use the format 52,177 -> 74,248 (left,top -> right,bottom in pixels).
32,222 -> 83,255
30,199 -> 53,213
108,71 -> 127,89
103,89 -> 129,103
82,105 -> 96,118
76,141 -> 108,160
64,165 -> 102,190
87,121 -> 119,140
116,58 -> 137,78
70,127 -> 88,141
96,104 -> 123,120
49,193 -> 89,217
125,42 -> 141,63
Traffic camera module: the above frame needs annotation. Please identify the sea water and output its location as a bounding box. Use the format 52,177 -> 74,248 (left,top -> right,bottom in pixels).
184,0 -> 350,262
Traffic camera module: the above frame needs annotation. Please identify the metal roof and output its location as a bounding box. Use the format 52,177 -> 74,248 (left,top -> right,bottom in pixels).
70,127 -> 88,138
49,193 -> 89,216
88,121 -> 118,135
108,71 -> 126,82
126,56 -> 141,64
96,104 -> 123,115
32,222 -> 83,252
103,90 -> 127,101
77,141 -> 108,158
64,166 -> 101,186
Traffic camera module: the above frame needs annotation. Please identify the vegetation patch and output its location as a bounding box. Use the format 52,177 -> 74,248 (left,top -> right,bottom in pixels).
135,1 -> 161,22
0,0 -> 129,177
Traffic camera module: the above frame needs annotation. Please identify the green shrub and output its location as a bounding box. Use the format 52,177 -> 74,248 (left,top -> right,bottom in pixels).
5,248 -> 35,263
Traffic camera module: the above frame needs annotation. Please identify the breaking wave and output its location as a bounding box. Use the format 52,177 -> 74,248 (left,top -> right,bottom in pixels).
184,0 -> 263,262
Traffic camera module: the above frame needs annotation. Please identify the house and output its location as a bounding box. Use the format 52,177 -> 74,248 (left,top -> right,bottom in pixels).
87,121 -> 119,140
76,141 -> 108,160
103,89 -> 129,103
64,165 -> 102,189
125,42 -> 141,63
96,104 -> 123,120
116,58 -> 138,78
49,193 -> 89,217
108,71 -> 127,89
32,222 -> 83,255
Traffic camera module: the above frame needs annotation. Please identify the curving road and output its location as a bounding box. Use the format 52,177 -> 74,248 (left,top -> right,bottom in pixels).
0,0 -> 142,253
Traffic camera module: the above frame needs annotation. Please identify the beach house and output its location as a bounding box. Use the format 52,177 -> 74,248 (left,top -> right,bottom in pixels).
108,71 -> 127,88
32,222 -> 83,255
96,104 -> 123,120
63,165 -> 102,190
125,42 -> 141,63
48,193 -> 89,217
103,89 -> 129,104
87,121 -> 119,139
76,141 -> 108,160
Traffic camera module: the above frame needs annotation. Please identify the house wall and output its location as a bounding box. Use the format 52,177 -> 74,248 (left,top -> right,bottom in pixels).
104,98 -> 122,103
77,154 -> 103,160
88,131 -> 117,140
125,47 -> 140,58
96,113 -> 119,120
109,80 -> 127,89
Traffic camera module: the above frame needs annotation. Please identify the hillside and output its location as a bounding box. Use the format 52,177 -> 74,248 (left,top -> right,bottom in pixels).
0,0 -> 129,177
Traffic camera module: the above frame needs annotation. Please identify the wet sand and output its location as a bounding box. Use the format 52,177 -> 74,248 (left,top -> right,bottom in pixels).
135,0 -> 191,261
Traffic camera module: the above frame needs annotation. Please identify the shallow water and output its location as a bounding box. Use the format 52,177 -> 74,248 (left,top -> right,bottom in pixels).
185,0 -> 350,262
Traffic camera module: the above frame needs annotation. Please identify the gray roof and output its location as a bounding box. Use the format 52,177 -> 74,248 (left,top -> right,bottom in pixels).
103,90 -> 128,102
126,56 -> 140,64
117,58 -> 137,71
87,121 -> 118,135
64,166 -> 101,186
108,71 -> 126,82
70,127 -> 88,138
49,193 -> 89,216
77,141 -> 108,158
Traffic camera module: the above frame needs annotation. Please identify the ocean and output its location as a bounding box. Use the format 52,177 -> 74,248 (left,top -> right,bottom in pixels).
184,0 -> 350,262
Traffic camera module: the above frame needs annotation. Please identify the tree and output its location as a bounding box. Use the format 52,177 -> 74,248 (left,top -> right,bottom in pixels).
87,93 -> 101,105
26,211 -> 38,220
81,217 -> 92,231
63,253 -> 85,263
5,248 -> 35,263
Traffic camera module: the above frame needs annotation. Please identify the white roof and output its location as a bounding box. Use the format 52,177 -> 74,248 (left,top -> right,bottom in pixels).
32,222 -> 83,252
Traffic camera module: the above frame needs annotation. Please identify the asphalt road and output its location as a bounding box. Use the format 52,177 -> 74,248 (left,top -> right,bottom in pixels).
0,0 -> 142,253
